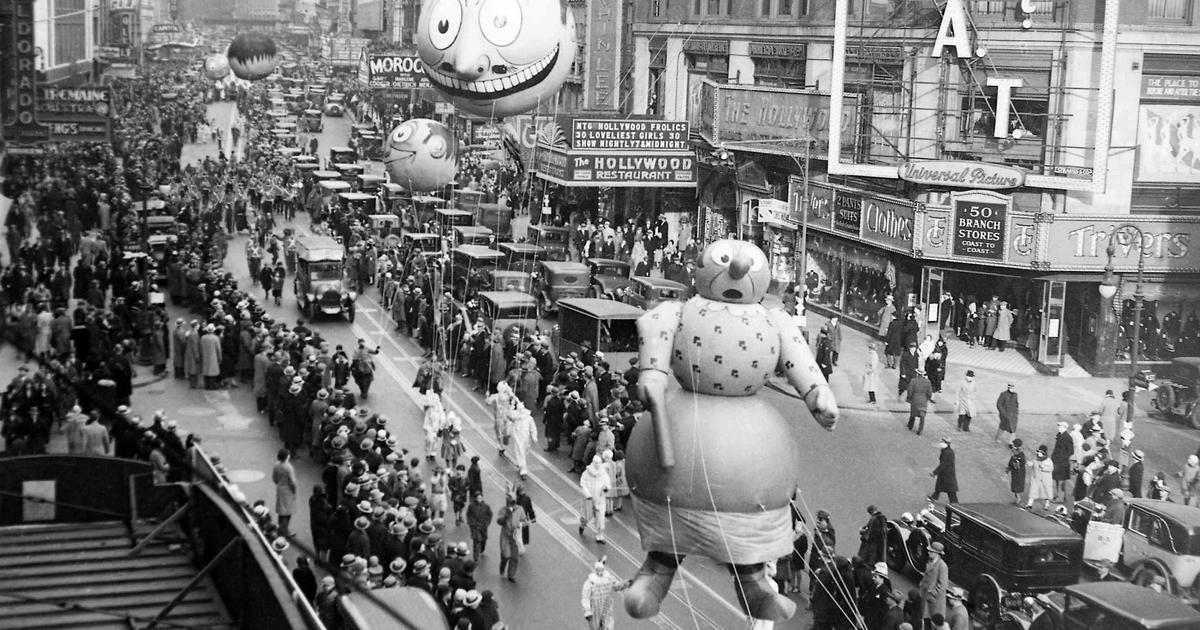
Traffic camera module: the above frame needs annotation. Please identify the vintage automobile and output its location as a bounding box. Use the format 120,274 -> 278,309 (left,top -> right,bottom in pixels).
310,180 -> 352,220
998,582 -> 1200,630
329,146 -> 358,167
451,225 -> 495,248
338,586 -> 450,630
1071,498 -> 1200,606
473,202 -> 512,241
527,224 -> 571,261
294,235 -> 354,320
358,132 -> 385,160
622,276 -> 688,310
556,298 -> 644,367
336,192 -> 378,216
452,188 -> 485,210
497,243 -> 547,275
380,182 -> 409,213
368,214 -> 403,248
1139,357 -> 1200,429
889,503 -> 1084,629
270,129 -> 297,147
434,208 -> 475,238
586,258 -> 634,299
324,92 -> 346,116
299,108 -> 323,132
355,174 -> 386,194
333,163 -> 366,184
311,169 -> 343,184
532,260 -> 590,318
466,291 -> 539,345
443,245 -> 505,301
398,232 -> 443,267
479,269 -> 532,295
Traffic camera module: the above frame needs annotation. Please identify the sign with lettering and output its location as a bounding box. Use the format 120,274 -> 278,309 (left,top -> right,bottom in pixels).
152,23 -> 180,33
707,80 -> 859,155
683,39 -> 729,55
833,190 -> 862,235
2,0 -> 50,145
364,54 -> 430,89
860,196 -> 915,252
37,86 -> 112,143
571,119 -> 688,151
951,193 -> 1009,261
585,0 -> 621,110
535,146 -> 696,188
1142,75 -> 1200,101
749,42 -> 806,59
898,160 -> 1026,189
788,178 -> 836,230
1043,216 -> 1200,273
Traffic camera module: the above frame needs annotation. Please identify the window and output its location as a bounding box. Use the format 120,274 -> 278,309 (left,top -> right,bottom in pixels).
779,0 -> 793,15
762,0 -> 772,15
54,0 -> 86,66
754,57 -> 806,89
693,0 -> 726,15
1150,0 -> 1191,21
1128,509 -> 1176,553
651,0 -> 663,17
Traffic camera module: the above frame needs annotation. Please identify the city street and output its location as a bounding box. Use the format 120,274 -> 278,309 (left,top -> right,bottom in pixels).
12,101 -> 1169,628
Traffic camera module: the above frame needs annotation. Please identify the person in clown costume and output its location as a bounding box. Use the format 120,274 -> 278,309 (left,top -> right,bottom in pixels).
625,239 -> 839,622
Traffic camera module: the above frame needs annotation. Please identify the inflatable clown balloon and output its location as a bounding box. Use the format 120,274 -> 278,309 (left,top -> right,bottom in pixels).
383,118 -> 459,193
226,32 -> 278,81
202,54 -> 230,81
625,239 -> 839,622
416,0 -> 576,118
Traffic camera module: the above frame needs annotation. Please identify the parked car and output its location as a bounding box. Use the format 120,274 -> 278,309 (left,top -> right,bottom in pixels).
324,92 -> 346,116
1000,582 -> 1200,630
623,276 -> 688,310
443,245 -> 504,301
294,235 -> 353,320
527,224 -> 571,261
473,202 -> 512,241
556,298 -> 644,368
1071,498 -> 1200,606
434,208 -> 475,239
532,261 -> 590,318
586,257 -> 633,299
1141,357 -> 1200,429
497,243 -> 548,275
451,225 -> 495,248
299,108 -> 323,132
468,291 -> 538,343
329,146 -> 358,166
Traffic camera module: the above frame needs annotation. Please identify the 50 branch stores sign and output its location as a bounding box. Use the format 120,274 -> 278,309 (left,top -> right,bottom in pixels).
952,194 -> 1008,261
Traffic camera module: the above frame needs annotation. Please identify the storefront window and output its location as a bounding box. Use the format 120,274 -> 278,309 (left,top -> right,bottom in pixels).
803,234 -> 915,327
1117,281 -> 1200,360
753,56 -> 806,89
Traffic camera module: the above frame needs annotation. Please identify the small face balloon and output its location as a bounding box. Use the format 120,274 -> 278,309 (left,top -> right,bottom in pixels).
693,239 -> 771,305
384,119 -> 459,193
417,0 -> 576,118
203,54 -> 230,81
227,32 -> 278,81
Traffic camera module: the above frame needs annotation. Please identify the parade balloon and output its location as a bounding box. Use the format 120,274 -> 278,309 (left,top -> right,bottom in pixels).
226,32 -> 278,81
623,240 -> 840,623
384,119 -> 459,193
416,0 -> 576,118
203,54 -> 230,80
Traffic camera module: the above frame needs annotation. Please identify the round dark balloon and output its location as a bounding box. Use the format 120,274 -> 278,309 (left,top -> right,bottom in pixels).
227,32 -> 278,81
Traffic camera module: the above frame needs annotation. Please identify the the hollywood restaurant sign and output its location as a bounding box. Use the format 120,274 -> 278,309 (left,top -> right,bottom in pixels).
898,160 -> 1025,190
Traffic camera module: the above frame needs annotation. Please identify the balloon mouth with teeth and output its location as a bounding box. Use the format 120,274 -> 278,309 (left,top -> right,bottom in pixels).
423,45 -> 560,100
383,151 -> 416,165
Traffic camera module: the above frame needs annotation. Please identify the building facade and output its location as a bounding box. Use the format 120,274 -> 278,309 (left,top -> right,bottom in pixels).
32,0 -> 97,84
628,0 -> 1200,376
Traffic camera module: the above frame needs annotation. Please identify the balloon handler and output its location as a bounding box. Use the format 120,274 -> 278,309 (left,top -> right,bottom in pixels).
624,239 -> 839,622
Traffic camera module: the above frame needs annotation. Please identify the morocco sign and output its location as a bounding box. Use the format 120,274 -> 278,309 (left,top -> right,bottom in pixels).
364,54 -> 430,90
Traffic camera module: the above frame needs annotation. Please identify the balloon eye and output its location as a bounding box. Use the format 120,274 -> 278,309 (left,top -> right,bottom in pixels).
720,255 -> 730,263
427,0 -> 462,51
479,0 -> 522,47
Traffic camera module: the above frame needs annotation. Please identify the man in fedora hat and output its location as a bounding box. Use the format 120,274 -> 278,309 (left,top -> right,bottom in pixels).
929,438 -> 959,504
945,586 -> 969,630
906,367 -> 934,436
860,561 -> 893,630
919,542 -> 949,627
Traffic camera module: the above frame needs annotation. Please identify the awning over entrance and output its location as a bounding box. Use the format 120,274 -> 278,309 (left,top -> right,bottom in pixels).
534,144 -> 697,188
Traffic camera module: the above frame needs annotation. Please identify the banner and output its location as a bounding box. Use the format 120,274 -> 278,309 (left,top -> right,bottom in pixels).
584,0 -> 620,110
704,80 -> 858,155
535,146 -> 697,188
2,0 -> 50,144
1136,104 -> 1200,183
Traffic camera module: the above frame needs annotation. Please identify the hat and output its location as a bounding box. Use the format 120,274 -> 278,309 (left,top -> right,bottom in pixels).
929,542 -> 945,555
331,435 -> 348,449
288,384 -> 302,394
284,366 -> 296,375
939,437 -> 951,447
965,370 -> 975,377
1110,488 -> 1125,498
1057,421 -> 1069,430
947,586 -> 965,600
1133,449 -> 1145,462
376,415 -> 388,426
915,367 -> 926,375
360,438 -> 373,451
317,389 -> 329,399
272,537 -> 290,553
292,376 -> 304,384
340,554 -> 357,568
412,559 -> 429,572
418,520 -> 435,534
357,500 -> 373,514
354,516 -> 370,530
463,590 -> 482,608
872,562 -> 888,578
389,558 -> 407,574
1011,438 -> 1023,448
117,405 -> 130,414
887,589 -> 905,603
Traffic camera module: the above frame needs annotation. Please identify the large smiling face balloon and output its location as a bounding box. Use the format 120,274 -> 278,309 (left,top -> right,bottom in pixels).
203,54 -> 230,81
384,118 -> 460,193
417,0 -> 576,119
227,32 -> 278,81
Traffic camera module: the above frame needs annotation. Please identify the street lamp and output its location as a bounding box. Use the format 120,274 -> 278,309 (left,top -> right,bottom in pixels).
1098,224 -> 1146,428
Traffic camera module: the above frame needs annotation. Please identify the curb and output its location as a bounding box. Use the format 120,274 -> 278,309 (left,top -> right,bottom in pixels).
132,373 -> 170,389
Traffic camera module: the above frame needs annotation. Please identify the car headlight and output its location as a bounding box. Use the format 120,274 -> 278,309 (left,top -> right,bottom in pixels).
348,291 -> 357,300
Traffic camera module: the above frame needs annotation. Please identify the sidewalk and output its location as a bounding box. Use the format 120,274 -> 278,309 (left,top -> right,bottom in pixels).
803,310 -> 1126,420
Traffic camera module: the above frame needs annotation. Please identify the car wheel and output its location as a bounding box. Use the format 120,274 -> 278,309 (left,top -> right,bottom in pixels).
588,286 -> 599,298
1189,404 -> 1200,430
1131,561 -> 1173,595
970,574 -> 1003,630
305,302 -> 316,321
1157,386 -> 1177,421
906,531 -> 930,574
884,524 -> 908,572
536,298 -> 546,320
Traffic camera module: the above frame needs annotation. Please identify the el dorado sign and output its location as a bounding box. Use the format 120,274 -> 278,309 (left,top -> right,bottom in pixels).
898,161 -> 1025,190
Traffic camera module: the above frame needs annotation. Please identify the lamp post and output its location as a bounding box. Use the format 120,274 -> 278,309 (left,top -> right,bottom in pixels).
1097,224 -> 1146,428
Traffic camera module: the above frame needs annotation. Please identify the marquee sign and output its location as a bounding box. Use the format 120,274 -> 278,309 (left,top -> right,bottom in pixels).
362,54 -> 430,89
898,160 -> 1025,190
